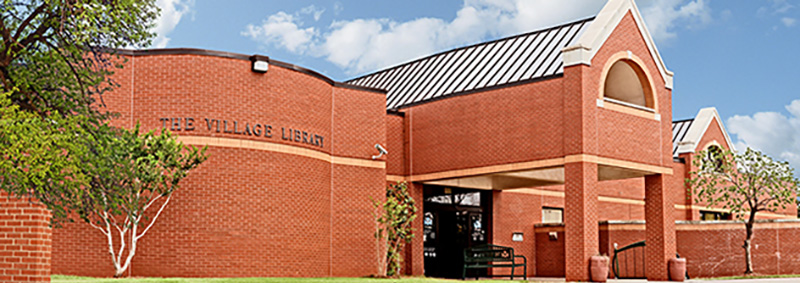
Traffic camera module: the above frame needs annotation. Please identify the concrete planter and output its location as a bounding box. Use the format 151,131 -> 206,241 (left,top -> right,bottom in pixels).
590,255 -> 609,282
669,257 -> 687,281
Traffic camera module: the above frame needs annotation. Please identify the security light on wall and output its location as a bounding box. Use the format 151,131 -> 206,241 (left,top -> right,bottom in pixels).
250,55 -> 269,73
372,144 -> 388,160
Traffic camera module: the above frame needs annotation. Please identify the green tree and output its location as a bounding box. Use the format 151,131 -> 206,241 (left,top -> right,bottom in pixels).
0,0 -> 158,221
80,125 -> 207,277
373,182 -> 418,277
688,147 -> 799,274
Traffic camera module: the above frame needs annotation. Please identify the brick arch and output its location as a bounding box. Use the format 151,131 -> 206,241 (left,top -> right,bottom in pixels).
598,51 -> 658,112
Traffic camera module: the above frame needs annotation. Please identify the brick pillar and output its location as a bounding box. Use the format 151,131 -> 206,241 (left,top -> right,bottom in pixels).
404,182 -> 424,276
645,174 -> 676,281
564,161 -> 598,282
0,193 -> 51,282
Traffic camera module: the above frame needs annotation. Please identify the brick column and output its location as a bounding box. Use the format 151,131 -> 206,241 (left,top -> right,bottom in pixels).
0,193 -> 51,282
404,182 -> 424,276
645,174 -> 676,281
564,161 -> 598,282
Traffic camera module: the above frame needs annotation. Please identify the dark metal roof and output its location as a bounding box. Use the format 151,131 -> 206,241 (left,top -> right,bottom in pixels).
346,17 -> 595,109
672,119 -> 694,157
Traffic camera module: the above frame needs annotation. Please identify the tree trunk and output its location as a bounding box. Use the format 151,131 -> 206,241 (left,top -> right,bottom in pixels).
743,212 -> 756,274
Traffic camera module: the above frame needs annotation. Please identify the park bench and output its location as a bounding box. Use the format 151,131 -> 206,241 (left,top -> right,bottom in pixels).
462,244 -> 527,280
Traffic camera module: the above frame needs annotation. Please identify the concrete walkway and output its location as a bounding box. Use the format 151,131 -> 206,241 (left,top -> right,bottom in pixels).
611,279 -> 800,283
524,278 -> 800,283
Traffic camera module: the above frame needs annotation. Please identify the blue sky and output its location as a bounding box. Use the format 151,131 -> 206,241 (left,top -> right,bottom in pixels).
151,0 -> 800,169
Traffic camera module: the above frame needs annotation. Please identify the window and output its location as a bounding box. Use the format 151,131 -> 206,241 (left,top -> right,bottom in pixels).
542,207 -> 563,223
706,145 -> 724,172
700,210 -> 731,221
603,60 -> 654,109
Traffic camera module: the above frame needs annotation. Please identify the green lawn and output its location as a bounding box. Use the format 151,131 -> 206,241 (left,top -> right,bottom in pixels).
52,275 -> 533,283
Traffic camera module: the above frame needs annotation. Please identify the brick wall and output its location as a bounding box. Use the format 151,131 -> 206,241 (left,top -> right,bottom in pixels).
402,78 -> 565,175
51,51 -> 386,278
491,190 -> 540,277
0,193 -> 51,282
578,220 -> 800,279
533,224 -> 564,277
677,220 -> 800,278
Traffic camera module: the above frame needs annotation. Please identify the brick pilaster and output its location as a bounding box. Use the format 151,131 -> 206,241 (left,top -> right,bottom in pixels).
564,161 -> 599,281
645,174 -> 676,281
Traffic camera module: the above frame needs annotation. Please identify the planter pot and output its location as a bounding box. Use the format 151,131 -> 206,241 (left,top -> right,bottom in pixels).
590,255 -> 609,282
669,258 -> 687,282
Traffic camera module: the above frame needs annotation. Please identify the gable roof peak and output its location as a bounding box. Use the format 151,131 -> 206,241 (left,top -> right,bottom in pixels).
562,0 -> 674,89
675,107 -> 736,156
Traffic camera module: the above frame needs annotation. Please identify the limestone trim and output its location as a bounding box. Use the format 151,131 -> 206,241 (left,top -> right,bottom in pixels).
675,220 -> 800,231
599,222 -> 645,231
600,98 -> 661,121
477,188 -> 647,206
386,175 -> 406,182
564,154 -> 672,175
512,188 -> 566,198
393,154 -> 671,182
701,140 -> 722,151
177,136 -> 386,169
407,158 -> 565,182
673,204 -> 795,219
598,196 -> 645,205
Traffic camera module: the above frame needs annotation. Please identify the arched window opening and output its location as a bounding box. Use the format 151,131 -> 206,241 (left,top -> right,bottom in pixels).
603,60 -> 654,109
706,145 -> 724,172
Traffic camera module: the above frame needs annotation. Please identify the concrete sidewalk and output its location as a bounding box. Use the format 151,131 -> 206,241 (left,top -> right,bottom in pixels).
523,278 -> 800,283
610,279 -> 800,283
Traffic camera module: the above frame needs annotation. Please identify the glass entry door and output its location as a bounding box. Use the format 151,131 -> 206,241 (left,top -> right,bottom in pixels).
423,186 -> 490,278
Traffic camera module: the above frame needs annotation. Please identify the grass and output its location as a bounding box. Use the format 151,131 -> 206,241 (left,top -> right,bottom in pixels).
699,274 -> 800,280
51,275 -> 534,283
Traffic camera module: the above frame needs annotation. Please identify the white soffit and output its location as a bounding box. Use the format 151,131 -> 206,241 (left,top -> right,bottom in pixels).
676,107 -> 736,155
562,0 -> 674,89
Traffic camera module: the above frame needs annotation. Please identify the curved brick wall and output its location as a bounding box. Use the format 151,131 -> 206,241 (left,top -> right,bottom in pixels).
0,193 -> 51,282
51,50 -> 387,278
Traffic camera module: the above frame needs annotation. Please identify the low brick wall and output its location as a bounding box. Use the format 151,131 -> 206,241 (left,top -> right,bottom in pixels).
533,224 -> 565,277
534,220 -> 800,278
0,193 -> 51,282
676,219 -> 800,278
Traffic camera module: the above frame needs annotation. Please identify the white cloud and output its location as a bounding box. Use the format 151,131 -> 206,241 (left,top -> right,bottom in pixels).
771,0 -> 795,14
241,12 -> 317,54
333,2 -> 344,15
299,5 -> 325,21
152,0 -> 194,48
243,0 -> 710,75
639,0 -> 711,43
727,100 -> 800,171
781,17 -> 797,27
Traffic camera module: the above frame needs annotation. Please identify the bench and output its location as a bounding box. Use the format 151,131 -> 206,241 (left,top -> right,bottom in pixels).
462,244 -> 527,280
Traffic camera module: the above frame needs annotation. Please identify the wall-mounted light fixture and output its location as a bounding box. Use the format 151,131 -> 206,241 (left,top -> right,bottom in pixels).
250,55 -> 269,73
512,232 -> 524,242
372,144 -> 388,160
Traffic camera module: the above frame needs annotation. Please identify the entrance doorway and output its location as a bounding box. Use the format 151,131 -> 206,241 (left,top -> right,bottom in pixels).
423,186 -> 491,278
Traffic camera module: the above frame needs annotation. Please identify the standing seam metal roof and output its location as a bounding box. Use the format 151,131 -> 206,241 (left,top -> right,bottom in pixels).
672,119 -> 694,157
346,17 -> 595,110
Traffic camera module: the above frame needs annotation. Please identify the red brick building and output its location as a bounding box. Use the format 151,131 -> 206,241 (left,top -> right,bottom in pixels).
15,0 -> 789,282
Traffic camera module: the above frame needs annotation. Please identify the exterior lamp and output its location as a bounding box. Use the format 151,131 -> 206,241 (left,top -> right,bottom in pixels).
250,55 -> 269,73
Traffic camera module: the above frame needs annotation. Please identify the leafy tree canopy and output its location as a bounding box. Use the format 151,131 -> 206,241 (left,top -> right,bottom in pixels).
0,0 -> 158,223
689,147 -> 798,217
